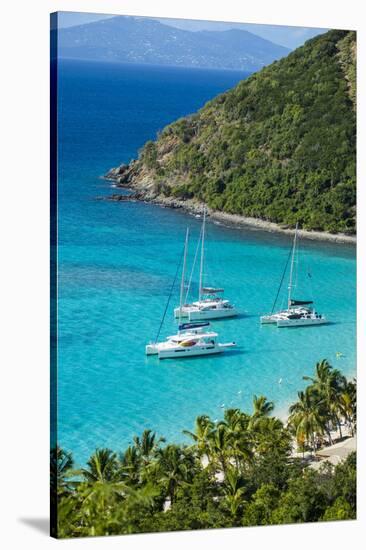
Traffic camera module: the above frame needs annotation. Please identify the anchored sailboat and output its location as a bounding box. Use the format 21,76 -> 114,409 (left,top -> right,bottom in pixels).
146,228 -> 236,358
260,223 -> 327,327
174,209 -> 238,321
146,322 -> 236,359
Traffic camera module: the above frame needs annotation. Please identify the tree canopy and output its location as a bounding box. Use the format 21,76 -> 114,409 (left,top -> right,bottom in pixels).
121,30 -> 356,234
53,362 -> 356,538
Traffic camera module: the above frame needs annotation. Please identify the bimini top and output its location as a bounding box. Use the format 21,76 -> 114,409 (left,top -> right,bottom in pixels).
290,299 -> 314,306
201,287 -> 224,294
178,321 -> 210,331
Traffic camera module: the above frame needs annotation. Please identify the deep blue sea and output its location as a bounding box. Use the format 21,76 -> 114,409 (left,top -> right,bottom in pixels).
57,60 -> 356,465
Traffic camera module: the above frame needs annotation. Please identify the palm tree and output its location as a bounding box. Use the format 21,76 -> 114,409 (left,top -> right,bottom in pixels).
252,395 -> 275,417
252,416 -> 291,456
50,446 -> 73,489
50,446 -> 74,498
183,415 -> 214,459
303,360 -> 346,440
81,448 -> 119,483
153,445 -> 196,504
119,445 -> 141,486
133,429 -> 164,465
249,395 -> 275,434
221,465 -> 247,519
79,449 -> 125,519
208,423 -> 230,474
218,409 -> 253,469
288,387 -> 325,456
339,379 -> 357,436
222,408 -> 251,434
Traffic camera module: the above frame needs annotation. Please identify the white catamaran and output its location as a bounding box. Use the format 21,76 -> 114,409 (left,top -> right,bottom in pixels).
260,223 -> 327,327
146,228 -> 236,359
146,321 -> 236,358
174,209 -> 238,321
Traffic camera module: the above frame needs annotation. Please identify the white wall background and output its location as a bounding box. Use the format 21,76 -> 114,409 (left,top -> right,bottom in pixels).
0,1 -> 364,548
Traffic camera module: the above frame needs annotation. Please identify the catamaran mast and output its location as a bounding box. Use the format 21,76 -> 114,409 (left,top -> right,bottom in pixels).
198,208 -> 206,302
154,242 -> 185,344
288,222 -> 299,308
179,228 -> 189,325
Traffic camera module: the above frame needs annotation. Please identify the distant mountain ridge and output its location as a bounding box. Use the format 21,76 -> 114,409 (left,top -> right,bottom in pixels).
156,18 -> 328,49
57,16 -> 290,71
107,30 -> 356,235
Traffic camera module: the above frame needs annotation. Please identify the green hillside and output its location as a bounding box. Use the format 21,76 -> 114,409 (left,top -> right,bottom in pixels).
111,30 -> 356,234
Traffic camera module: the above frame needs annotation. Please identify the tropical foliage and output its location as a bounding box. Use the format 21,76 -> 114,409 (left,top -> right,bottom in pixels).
53,362 -> 356,537
122,30 -> 356,234
289,359 -> 357,453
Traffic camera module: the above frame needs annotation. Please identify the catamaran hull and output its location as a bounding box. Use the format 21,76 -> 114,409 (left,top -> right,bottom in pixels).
146,344 -> 159,355
146,341 -> 236,359
260,316 -> 278,324
188,308 -> 238,321
159,346 -> 223,359
277,318 -> 327,327
158,342 -> 236,359
174,307 -> 196,318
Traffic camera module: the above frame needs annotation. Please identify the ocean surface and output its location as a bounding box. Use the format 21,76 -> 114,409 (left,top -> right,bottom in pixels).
57,59 -> 356,465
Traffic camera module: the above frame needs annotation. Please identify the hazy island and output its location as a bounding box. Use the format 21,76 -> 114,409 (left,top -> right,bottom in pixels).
58,16 -> 290,72
106,30 -> 356,242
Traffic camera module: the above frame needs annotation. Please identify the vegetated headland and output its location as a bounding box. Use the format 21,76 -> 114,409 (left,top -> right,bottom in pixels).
105,30 -> 356,244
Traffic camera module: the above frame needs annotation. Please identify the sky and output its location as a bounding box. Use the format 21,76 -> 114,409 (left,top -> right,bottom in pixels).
56,12 -> 328,50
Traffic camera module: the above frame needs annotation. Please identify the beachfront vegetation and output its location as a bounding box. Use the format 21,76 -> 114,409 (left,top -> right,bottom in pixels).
130,30 -> 356,234
52,361 -> 356,538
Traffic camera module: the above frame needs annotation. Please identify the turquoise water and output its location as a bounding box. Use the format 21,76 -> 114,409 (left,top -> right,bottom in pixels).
57,60 -> 356,465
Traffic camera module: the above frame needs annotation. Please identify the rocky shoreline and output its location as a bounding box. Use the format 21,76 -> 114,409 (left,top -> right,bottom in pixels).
103,165 -> 356,245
